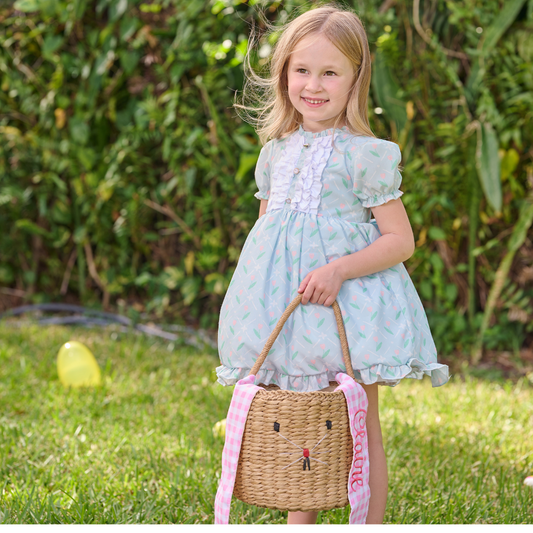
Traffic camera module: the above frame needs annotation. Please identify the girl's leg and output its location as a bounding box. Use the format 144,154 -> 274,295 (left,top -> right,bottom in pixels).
287,511 -> 318,524
362,383 -> 388,524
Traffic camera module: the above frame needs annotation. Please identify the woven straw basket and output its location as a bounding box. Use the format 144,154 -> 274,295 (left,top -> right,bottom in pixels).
233,293 -> 356,512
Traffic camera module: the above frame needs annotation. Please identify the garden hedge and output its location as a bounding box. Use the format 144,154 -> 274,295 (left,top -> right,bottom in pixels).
1,0 -> 532,362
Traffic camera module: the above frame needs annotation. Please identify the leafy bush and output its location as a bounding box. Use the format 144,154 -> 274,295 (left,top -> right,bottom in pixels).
1,0 -> 532,358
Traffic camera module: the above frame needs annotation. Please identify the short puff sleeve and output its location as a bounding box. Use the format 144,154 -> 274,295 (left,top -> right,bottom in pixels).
352,139 -> 404,208
253,141 -> 273,200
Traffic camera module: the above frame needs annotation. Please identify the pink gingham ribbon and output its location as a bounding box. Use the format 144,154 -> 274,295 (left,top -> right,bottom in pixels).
214,373 -> 370,524
214,374 -> 261,524
334,372 -> 370,524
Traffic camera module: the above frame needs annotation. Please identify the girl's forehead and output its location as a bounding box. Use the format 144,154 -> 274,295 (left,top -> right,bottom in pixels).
291,33 -> 332,54
289,34 -> 350,67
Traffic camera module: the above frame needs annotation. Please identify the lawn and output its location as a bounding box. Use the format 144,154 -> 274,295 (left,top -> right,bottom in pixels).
0,323 -> 532,524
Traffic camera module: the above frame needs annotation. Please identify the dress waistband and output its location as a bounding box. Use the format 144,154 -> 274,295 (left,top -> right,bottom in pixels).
267,203 -> 377,227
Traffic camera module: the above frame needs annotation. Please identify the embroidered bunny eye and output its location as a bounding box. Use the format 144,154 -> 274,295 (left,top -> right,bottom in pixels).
326,420 -> 332,430
274,422 -> 280,432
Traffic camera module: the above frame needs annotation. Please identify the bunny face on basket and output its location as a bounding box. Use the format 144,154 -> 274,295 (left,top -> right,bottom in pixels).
233,389 -> 354,511
273,419 -> 333,471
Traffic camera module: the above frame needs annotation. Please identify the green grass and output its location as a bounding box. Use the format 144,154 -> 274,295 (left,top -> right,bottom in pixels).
0,323 -> 532,524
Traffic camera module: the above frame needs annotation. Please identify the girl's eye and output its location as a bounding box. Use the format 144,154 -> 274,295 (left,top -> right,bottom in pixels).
297,68 -> 307,74
324,71 -> 336,76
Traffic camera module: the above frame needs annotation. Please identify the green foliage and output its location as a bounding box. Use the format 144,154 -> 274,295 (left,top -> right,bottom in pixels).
0,0 -> 532,359
1,0 -> 267,326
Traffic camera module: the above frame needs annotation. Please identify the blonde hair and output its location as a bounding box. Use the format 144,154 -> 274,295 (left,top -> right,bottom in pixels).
235,3 -> 376,145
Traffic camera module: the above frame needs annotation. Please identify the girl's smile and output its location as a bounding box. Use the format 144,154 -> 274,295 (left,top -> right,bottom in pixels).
301,96 -> 329,107
287,33 -> 355,132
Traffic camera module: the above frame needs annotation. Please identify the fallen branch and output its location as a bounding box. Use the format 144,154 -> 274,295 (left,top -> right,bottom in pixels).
144,199 -> 201,248
83,242 -> 110,308
413,0 -> 468,60
0,287 -> 26,298
60,247 -> 78,295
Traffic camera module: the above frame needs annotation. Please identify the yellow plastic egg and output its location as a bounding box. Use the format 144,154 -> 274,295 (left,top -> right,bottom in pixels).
212,418 -> 227,439
57,341 -> 101,388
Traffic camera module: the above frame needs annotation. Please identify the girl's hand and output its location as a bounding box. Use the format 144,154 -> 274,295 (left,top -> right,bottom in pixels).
297,263 -> 344,306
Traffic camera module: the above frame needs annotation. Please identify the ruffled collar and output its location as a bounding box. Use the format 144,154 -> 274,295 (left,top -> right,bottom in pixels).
298,124 -> 349,139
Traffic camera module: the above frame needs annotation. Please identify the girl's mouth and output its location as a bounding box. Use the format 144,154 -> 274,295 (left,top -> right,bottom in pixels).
301,96 -> 329,107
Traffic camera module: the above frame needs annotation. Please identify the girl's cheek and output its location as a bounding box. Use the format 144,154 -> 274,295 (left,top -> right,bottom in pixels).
324,78 -> 342,89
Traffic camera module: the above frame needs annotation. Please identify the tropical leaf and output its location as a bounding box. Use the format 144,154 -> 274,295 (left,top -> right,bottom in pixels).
476,122 -> 502,213
465,0 -> 527,102
372,48 -> 407,134
235,151 -> 260,183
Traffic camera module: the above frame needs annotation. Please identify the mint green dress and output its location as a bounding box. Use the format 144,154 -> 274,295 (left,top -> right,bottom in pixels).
216,126 -> 449,391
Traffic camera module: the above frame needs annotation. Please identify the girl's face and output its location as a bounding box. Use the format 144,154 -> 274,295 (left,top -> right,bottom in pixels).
287,33 -> 355,133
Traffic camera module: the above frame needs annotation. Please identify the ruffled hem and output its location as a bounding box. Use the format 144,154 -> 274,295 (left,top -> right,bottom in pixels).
360,189 -> 404,208
216,358 -> 449,392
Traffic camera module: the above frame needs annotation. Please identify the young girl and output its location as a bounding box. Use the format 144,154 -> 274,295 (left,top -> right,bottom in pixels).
216,4 -> 449,524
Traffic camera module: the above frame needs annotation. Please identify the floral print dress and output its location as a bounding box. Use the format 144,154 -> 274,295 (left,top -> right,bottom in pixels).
216,126 -> 449,392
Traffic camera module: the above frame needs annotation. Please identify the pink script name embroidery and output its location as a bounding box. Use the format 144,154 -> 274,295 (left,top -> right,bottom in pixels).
350,409 -> 367,490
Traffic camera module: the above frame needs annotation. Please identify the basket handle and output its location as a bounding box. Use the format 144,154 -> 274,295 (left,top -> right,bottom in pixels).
248,293 -> 355,380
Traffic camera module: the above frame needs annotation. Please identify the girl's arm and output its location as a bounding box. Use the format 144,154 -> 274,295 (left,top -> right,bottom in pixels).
332,198 -> 415,281
258,199 -> 268,219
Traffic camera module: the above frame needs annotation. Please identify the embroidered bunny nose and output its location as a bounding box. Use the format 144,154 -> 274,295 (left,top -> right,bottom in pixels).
303,448 -> 310,457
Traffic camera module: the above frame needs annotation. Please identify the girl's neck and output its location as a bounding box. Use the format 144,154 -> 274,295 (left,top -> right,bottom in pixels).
300,119 -> 347,134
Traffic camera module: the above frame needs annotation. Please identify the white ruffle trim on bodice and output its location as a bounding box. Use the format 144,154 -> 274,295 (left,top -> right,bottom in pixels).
291,135 -> 332,215
267,133 -> 303,212
266,130 -> 336,215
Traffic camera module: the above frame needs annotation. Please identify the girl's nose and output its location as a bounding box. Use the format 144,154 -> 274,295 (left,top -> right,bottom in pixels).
305,76 -> 322,93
